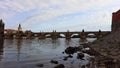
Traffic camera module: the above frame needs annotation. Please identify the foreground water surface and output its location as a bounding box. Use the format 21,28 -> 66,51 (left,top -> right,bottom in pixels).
0,38 -> 96,68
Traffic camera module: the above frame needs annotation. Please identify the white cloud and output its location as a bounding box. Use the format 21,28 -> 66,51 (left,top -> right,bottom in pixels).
0,0 -> 120,31
0,12 -> 14,19
0,0 -> 119,18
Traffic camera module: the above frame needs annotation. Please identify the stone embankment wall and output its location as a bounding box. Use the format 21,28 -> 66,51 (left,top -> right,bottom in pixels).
0,19 -> 4,38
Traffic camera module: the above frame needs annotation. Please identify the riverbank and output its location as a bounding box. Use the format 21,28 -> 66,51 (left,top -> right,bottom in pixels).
0,38 -> 96,68
0,37 -> 119,68
89,31 -> 120,68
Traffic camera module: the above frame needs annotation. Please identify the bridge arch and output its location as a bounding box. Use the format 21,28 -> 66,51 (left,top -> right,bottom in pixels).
71,33 -> 80,38
45,34 -> 51,38
86,33 -> 97,38
59,33 -> 66,38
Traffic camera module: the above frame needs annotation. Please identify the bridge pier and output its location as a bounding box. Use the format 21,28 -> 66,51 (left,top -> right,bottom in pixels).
51,30 -> 58,40
80,35 -> 87,40
80,29 -> 87,40
38,33 -> 46,39
65,30 -> 71,40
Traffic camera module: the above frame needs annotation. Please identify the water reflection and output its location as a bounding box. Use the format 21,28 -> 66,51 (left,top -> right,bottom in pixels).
51,39 -> 58,49
0,38 -> 96,61
0,38 -> 4,61
38,39 -> 61,49
65,38 -> 84,47
16,39 -> 22,61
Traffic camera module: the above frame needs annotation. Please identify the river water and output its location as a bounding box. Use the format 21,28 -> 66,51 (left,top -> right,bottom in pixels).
0,38 -> 96,68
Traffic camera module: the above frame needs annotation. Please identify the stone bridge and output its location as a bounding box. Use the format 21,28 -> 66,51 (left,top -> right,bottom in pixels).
33,30 -> 111,40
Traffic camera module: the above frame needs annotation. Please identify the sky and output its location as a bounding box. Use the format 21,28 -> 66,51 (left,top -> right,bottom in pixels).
0,0 -> 120,32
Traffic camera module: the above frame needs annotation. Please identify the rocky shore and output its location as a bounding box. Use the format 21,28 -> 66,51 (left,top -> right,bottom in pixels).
89,30 -> 120,68
35,33 -> 120,68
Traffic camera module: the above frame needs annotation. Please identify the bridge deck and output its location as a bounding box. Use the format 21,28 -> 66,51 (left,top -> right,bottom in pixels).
34,31 -> 111,34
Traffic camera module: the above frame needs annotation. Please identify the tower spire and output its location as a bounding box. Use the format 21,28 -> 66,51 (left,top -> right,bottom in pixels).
18,24 -> 22,32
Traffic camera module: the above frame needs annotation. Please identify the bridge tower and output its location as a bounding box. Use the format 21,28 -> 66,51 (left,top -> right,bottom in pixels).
16,24 -> 23,39
18,24 -> 22,32
112,10 -> 120,32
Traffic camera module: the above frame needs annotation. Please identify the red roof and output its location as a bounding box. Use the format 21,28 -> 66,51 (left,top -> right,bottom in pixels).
4,29 -> 16,32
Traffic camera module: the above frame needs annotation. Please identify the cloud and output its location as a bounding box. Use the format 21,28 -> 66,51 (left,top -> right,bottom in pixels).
1,0 -> 119,18
0,0 -> 120,31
